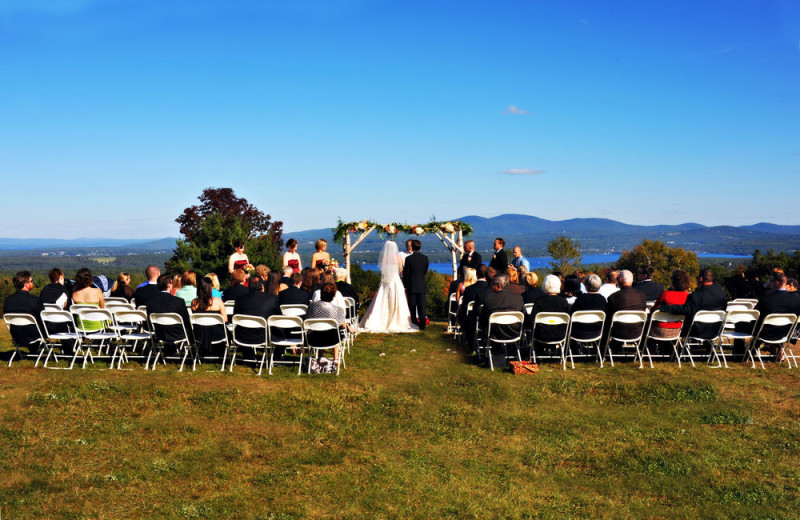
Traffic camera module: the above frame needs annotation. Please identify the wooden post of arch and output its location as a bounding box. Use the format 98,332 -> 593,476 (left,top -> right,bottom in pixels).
342,225 -> 377,283
433,230 -> 465,279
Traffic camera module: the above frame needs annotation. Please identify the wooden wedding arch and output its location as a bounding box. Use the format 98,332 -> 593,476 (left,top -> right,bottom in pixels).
333,220 -> 474,282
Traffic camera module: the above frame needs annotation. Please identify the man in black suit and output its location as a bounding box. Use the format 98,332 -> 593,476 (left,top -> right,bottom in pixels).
458,240 -> 482,274
278,272 -> 312,306
39,268 -> 71,309
133,265 -> 161,308
661,268 -> 728,339
753,273 -> 800,356
605,270 -> 648,347
403,239 -> 429,330
233,277 -> 280,346
478,274 -> 524,368
147,274 -> 193,347
458,264 -> 490,347
488,238 -> 509,274
634,265 -> 664,301
223,269 -> 249,302
3,270 -> 45,356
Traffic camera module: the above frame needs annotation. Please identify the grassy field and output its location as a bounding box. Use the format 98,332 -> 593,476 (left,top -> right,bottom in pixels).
0,324 -> 799,519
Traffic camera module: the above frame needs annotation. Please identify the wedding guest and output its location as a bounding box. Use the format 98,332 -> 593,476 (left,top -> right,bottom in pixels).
279,272 -> 312,306
3,270 -> 45,355
40,268 -> 71,309
255,264 -> 270,281
110,272 -> 134,301
571,274 -> 607,313
605,270 -> 647,346
279,266 -> 293,291
283,239 -> 302,273
458,264 -> 490,348
311,272 -> 347,310
659,268 -> 727,339
478,274 -> 524,368
456,268 -> 477,302
598,270 -> 620,299
506,267 -> 525,296
174,270 -> 198,305
517,265 -> 529,288
787,277 -> 798,293
751,272 -> 800,357
335,268 -> 358,310
531,275 -> 570,318
458,240 -> 482,273
651,269 -> 691,339
306,282 -> 352,362
148,274 -> 193,347
561,275 -> 582,306
228,239 -> 249,274
232,276 -> 279,348
634,265 -> 664,301
522,272 -> 545,304
72,268 -> 105,332
222,269 -> 249,302
311,239 -> 331,270
133,265 -> 161,308
265,271 -> 281,296
190,276 -> 227,356
489,238 -> 509,273
511,246 -> 530,270
205,273 -> 223,298
170,274 -> 182,296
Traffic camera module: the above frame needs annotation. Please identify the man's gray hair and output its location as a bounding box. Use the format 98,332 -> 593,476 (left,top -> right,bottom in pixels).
492,274 -> 509,290
335,268 -> 348,282
618,270 -> 634,286
585,273 -> 602,292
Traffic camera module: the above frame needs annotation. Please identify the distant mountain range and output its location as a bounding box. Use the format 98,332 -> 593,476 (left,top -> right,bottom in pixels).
2,215 -> 799,261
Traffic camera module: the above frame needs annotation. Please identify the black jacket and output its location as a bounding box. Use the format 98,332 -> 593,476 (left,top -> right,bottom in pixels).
147,291 -> 193,343
3,290 -> 45,348
278,285 -> 312,306
222,284 -> 249,302
234,292 -> 280,344
660,283 -> 727,339
634,280 -> 664,301
133,283 -> 160,309
754,290 -> 800,341
403,252 -> 429,294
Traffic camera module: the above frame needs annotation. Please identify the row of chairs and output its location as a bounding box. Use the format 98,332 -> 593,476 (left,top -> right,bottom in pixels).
448,295 -> 799,371
4,299 -> 360,375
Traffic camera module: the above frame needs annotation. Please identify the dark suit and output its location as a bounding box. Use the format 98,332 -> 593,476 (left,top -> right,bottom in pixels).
222,284 -> 249,302
3,290 -> 45,353
40,283 -> 70,308
570,293 -> 608,340
458,251 -> 482,273
606,286 -> 647,341
234,292 -> 280,345
531,294 -> 571,343
522,287 -> 545,304
147,291 -> 193,344
133,283 -> 160,309
634,280 -> 664,301
403,251 -> 429,329
479,288 -> 524,368
278,285 -> 312,306
754,290 -> 800,342
660,283 -> 728,339
458,279 -> 490,346
336,281 -> 358,311
489,249 -> 509,273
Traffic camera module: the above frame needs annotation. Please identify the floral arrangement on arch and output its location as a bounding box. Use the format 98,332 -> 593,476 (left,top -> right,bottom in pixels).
333,219 -> 473,243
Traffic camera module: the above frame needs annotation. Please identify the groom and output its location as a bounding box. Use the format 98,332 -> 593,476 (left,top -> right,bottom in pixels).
403,239 -> 429,330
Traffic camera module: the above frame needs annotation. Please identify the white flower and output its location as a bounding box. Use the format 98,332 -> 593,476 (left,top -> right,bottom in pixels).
443,222 -> 455,233
357,220 -> 367,231
414,226 -> 425,235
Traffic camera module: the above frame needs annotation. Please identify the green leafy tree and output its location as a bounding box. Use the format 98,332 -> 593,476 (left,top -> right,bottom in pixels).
167,188 -> 283,280
547,236 -> 582,274
616,239 -> 699,288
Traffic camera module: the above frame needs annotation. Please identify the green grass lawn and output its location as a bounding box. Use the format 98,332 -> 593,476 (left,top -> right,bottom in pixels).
0,325 -> 799,519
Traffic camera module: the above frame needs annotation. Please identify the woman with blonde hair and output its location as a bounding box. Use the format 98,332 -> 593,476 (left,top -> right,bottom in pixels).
205,272 -> 223,298
110,272 -> 134,301
506,266 -> 525,296
311,238 -> 331,270
456,267 -> 477,302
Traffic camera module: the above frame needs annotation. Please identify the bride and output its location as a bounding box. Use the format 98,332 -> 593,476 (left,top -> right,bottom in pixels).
359,241 -> 419,333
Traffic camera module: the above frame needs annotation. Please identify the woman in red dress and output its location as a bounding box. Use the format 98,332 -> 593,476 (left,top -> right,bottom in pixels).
283,238 -> 302,273
652,269 -> 691,338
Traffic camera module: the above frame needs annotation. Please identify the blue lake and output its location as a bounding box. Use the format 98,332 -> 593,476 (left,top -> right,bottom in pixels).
357,253 -> 752,275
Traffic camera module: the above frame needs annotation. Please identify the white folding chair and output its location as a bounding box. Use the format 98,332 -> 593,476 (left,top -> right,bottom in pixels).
224,301 -> 235,318
604,311 -> 648,368
716,309 -> 760,368
485,311 -> 525,371
190,313 -> 229,371
565,311 -> 606,369
148,312 -> 193,371
280,304 -> 308,318
642,311 -> 685,368
267,315 -> 305,374
40,309 -> 84,369
678,310 -> 727,368
748,313 -> 799,369
104,297 -> 129,304
303,318 -> 344,375
446,293 -> 459,333
342,297 -> 357,351
113,310 -> 153,369
530,312 -> 570,364
76,308 -> 118,368
230,315 -> 269,375
2,313 -> 46,367
43,303 -> 64,311
732,298 -> 758,307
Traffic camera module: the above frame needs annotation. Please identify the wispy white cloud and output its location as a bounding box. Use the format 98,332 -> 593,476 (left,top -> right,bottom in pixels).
499,169 -> 544,176
502,105 -> 529,115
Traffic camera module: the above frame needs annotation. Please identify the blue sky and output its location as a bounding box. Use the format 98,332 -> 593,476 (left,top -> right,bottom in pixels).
1,0 -> 798,238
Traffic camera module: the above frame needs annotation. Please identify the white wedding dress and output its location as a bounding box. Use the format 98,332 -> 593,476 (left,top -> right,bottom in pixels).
359,241 -> 419,333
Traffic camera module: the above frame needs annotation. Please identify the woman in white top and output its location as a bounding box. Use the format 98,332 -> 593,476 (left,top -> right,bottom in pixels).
283,238 -> 302,273
311,271 -> 347,310
228,239 -> 249,274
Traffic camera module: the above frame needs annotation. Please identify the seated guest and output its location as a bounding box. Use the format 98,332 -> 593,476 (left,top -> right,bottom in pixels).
456,268 -> 477,302
660,268 -> 727,339
191,276 -> 227,355
561,275 -> 582,306
522,272 -> 545,304
304,268 -> 322,293
311,272 -> 347,310
232,275 -> 279,347
311,239 -> 331,270
531,274 -> 571,344
652,269 -> 691,339
174,270 -> 198,305
279,272 -> 312,306
3,270 -> 45,356
517,266 -> 529,288
506,267 -> 525,296
457,264 -> 490,348
335,268 -> 358,311
255,264 -> 270,281
71,267 -> 105,332
279,266 -> 294,292
148,274 -> 193,346
40,268 -> 71,309
511,246 -> 530,270
110,272 -> 134,301
205,272 -> 223,298
752,272 -> 800,357
570,273 -> 608,340
306,282 -> 352,362
133,265 -> 161,308
605,270 -> 647,344
598,270 -> 620,299
634,265 -> 664,301
170,274 -> 182,296
283,238 -> 302,273
478,274 -> 524,368
222,269 -> 249,302
787,277 -> 798,293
